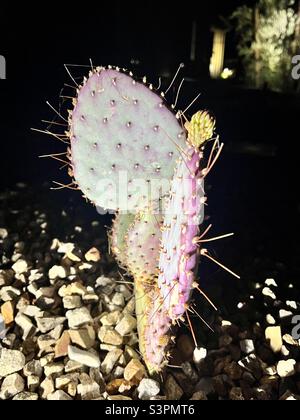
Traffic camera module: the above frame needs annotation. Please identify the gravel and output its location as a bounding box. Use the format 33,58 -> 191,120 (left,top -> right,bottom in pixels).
0,185 -> 299,400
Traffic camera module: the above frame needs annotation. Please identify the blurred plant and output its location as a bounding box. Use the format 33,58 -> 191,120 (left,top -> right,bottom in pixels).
231,0 -> 300,91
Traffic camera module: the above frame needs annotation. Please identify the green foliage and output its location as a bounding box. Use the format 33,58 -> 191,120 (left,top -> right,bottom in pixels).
231,0 -> 299,91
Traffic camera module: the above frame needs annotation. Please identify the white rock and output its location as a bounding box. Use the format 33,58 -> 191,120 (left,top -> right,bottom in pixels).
98,326 -> 123,346
193,347 -> 207,364
121,299 -> 134,316
22,305 -> 44,318
266,314 -> 276,325
37,334 -> 56,351
85,247 -> 101,262
15,313 -> 37,340
0,228 -> 8,239
101,349 -> 123,375
0,286 -> 21,301
59,282 -> 87,297
281,345 -> 290,357
279,309 -> 293,319
240,339 -> 255,354
100,311 -> 121,326
63,295 -> 82,309
265,326 -> 283,353
50,238 -> 60,250
68,346 -> 100,368
265,366 -> 277,376
44,363 -> 64,377
265,278 -> 278,287
138,378 -> 160,400
125,346 -> 140,360
113,366 -> 125,378
115,284 -> 132,300
48,265 -> 67,280
0,373 -> 25,399
12,392 -> 38,401
29,269 -> 43,282
23,360 -> 43,377
96,276 -> 113,288
40,354 -> 55,367
280,391 -> 300,401
27,375 -> 40,392
27,283 -> 39,298
36,317 -> 66,333
12,259 -> 28,275
115,314 -> 137,336
69,326 -> 96,350
0,349 -> 26,377
66,308 -> 93,329
82,293 -> 99,304
40,377 -> 55,399
64,360 -> 85,374
283,334 -> 299,346
262,287 -> 276,300
77,373 -> 101,400
47,390 -> 73,400
277,359 -> 296,378
12,253 -> 22,263
78,262 -> 92,271
286,301 -> 297,310
37,287 -> 56,299
57,242 -> 75,254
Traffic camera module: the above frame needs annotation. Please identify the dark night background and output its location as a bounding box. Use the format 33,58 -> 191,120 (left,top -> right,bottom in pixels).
0,0 -> 299,303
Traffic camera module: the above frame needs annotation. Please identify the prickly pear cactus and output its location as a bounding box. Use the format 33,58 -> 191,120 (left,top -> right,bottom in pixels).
45,64 -> 221,374
112,210 -> 168,372
69,67 -> 187,212
124,211 -> 163,282
109,213 -> 135,268
158,147 -> 204,321
136,285 -> 172,374
157,112 -> 215,322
